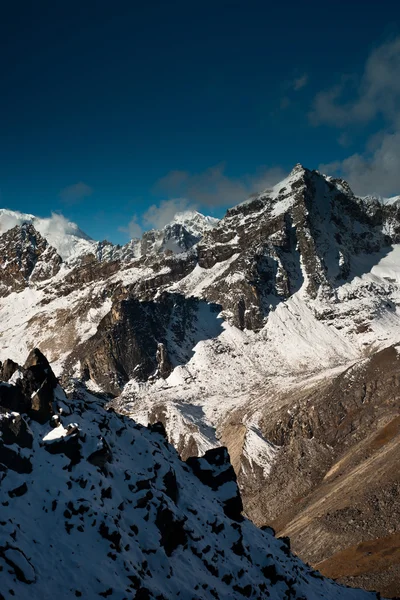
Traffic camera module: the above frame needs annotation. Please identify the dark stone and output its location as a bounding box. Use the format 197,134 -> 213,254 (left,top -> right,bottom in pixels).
135,491 -> 153,509
0,413 -> 33,448
232,584 -> 252,597
186,447 -> 243,520
261,525 -> 276,536
1,359 -> 20,382
98,521 -> 121,552
87,437 -> 112,469
24,349 -> 57,380
262,563 -> 285,584
0,545 -> 36,583
278,536 -> 291,555
0,445 -> 32,473
28,380 -> 55,423
0,384 -> 28,414
136,479 -> 151,491
186,447 -> 238,490
101,486 -> 112,500
222,492 -> 243,522
8,482 -> 28,498
44,434 -> 82,465
134,588 -> 151,600
162,469 -> 178,504
156,342 -> 172,379
147,421 -> 167,439
0,352 -> 58,422
155,505 -> 187,556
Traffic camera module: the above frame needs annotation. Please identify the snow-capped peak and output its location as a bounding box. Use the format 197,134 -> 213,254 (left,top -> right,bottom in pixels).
166,210 -> 219,236
0,209 -> 95,261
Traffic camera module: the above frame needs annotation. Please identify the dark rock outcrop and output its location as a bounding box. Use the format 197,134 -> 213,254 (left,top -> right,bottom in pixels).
74,293 -> 222,394
0,348 -> 58,423
0,223 -> 61,296
0,412 -> 33,448
187,447 -> 244,521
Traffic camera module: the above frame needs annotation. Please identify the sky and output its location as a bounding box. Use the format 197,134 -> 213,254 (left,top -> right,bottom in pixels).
1,0 -> 399,244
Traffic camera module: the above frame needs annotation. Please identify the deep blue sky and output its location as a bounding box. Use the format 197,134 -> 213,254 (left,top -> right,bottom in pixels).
1,1 -> 399,243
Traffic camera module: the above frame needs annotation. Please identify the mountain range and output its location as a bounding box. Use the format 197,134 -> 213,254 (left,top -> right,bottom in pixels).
0,164 -> 399,597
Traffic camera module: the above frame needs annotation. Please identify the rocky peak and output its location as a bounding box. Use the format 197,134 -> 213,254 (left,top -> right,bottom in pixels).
193,165 -> 395,329
0,347 -> 58,423
169,210 -> 219,235
139,211 -> 218,256
0,223 -> 61,295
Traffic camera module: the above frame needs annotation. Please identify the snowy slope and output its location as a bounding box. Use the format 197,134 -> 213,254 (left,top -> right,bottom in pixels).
0,358 -> 377,600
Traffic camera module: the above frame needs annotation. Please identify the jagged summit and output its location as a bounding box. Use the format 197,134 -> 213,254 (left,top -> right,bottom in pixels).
0,208 -> 95,261
141,210 -> 218,255
0,208 -> 218,268
167,209 -> 219,232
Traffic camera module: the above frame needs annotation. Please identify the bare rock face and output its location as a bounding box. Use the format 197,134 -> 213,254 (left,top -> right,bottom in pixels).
196,165 -> 392,329
156,342 -> 172,379
187,447 -> 244,521
0,358 -> 20,382
0,223 -> 61,295
71,293 -> 222,395
238,346 -> 400,598
0,348 -> 58,423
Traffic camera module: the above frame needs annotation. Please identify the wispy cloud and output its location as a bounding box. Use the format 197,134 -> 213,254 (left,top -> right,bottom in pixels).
120,165 -> 287,240
143,198 -> 194,230
118,198 -> 196,238
59,182 -> 93,205
311,36 -> 400,197
118,215 -> 143,239
293,74 -> 308,91
154,163 -> 286,208
278,73 -> 308,112
310,37 -> 400,127
320,131 -> 400,197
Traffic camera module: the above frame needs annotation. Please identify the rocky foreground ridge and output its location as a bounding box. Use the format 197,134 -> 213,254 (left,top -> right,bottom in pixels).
0,350 -> 378,600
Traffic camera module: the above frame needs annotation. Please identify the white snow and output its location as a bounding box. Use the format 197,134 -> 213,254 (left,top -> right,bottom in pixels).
168,210 -> 219,235
42,423 -> 69,442
0,386 -> 376,599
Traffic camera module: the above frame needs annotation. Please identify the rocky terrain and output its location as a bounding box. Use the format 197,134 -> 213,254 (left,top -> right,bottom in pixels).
0,165 -> 399,596
0,350 -> 378,599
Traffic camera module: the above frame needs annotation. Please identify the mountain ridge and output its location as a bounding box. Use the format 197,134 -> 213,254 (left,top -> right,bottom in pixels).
0,164 -> 399,595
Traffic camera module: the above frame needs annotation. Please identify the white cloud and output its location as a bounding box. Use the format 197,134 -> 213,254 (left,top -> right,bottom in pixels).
143,198 -> 195,230
118,215 -> 143,239
0,210 -> 93,258
312,36 -> 400,197
320,131 -> 400,197
310,37 -> 400,127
